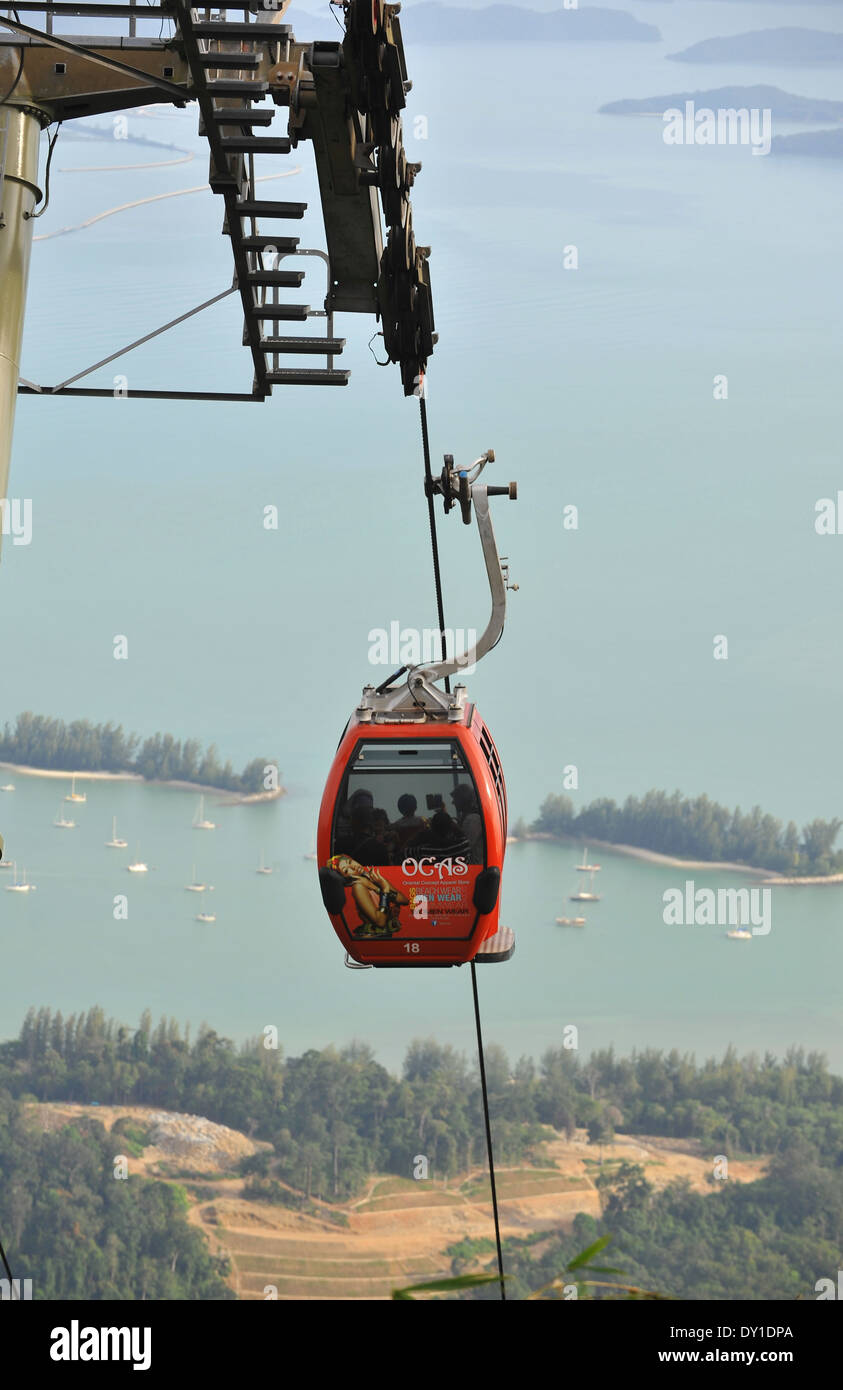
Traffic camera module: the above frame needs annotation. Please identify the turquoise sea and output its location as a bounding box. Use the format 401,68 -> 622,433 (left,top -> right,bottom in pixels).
0,0 -> 841,1070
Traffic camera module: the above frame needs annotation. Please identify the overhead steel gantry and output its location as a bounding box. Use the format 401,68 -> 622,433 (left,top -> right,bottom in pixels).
0,0 -> 436,514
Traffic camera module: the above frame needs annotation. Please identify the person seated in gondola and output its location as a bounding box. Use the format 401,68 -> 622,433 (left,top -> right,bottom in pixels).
355,808 -> 400,865
406,809 -> 470,863
327,854 -> 409,938
450,784 -> 483,863
334,788 -> 375,854
391,793 -> 426,849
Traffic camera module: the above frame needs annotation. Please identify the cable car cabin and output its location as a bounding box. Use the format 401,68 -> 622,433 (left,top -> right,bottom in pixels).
317,697 -> 514,967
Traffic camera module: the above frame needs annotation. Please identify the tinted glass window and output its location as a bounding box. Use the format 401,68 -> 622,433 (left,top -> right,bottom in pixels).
331,740 -> 485,866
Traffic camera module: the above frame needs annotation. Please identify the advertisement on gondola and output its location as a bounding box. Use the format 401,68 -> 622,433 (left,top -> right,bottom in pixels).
326,850 -> 482,942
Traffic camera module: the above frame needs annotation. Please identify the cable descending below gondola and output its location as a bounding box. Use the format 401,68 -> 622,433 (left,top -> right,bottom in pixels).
316,391 -> 519,1301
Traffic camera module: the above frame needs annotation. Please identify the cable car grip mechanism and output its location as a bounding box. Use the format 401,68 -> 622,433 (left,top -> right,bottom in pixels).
359,448 -> 518,720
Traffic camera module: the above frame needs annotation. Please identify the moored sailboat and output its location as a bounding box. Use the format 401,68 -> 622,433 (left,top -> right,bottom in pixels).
185,864 -> 207,892
4,862 -> 34,892
106,817 -> 128,849
193,796 -> 216,830
65,775 -> 87,804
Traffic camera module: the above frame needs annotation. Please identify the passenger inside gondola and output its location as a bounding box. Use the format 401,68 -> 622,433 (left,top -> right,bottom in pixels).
330,741 -> 486,866
333,788 -> 375,855
355,808 -> 400,865
450,784 -> 483,863
391,793 -> 426,848
406,809 -> 470,863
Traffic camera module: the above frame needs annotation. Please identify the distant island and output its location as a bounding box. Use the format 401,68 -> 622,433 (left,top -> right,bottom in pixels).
0,712 -> 279,797
600,85 -> 843,122
61,125 -> 192,155
669,27 -> 843,64
400,4 -> 660,43
774,127 -> 843,158
532,789 -> 843,879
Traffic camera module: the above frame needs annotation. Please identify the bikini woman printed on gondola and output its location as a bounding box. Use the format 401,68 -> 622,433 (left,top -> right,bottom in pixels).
327,855 -> 410,939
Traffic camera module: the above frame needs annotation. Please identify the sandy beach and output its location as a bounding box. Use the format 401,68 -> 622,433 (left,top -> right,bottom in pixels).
0,763 -> 284,804
0,762 -> 142,784
524,832 -> 843,887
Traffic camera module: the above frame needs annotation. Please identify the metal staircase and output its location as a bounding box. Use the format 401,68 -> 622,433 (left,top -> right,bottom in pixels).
4,0 -> 433,403
169,2 -> 350,391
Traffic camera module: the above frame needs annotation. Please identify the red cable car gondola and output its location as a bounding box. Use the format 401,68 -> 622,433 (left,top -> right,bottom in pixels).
317,451 -> 518,968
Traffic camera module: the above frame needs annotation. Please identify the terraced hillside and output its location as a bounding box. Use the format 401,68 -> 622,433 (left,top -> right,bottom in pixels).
29,1104 -> 768,1300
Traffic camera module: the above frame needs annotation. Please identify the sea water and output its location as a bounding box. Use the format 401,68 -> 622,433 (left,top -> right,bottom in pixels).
0,1 -> 841,1070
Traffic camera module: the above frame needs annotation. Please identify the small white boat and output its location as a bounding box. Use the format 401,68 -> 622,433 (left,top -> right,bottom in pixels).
0,783 -> 15,792
193,795 -> 216,830
127,846 -> 148,873
576,847 -> 601,872
54,804 -> 76,829
5,863 -> 35,892
65,775 -> 87,804
570,868 -> 600,902
726,901 -> 752,940
256,849 -> 273,875
303,840 -> 317,862
556,916 -> 586,926
195,911 -> 216,923
106,816 -> 128,849
185,864 -> 207,892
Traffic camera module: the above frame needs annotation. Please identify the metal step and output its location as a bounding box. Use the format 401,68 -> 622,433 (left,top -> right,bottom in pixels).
197,50 -> 260,68
193,22 -> 293,39
265,369 -> 350,386
475,923 -> 516,963
248,303 -> 310,320
240,235 -> 299,251
261,336 -> 346,355
206,108 -> 276,125
219,136 -> 291,154
247,269 -> 305,287
205,78 -> 269,95
235,199 -> 307,219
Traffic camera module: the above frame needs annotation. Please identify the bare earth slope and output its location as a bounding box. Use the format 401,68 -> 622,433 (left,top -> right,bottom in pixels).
29,1105 -> 767,1300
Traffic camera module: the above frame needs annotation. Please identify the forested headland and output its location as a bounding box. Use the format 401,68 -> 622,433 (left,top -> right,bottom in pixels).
0,712 -> 274,795
531,788 -> 843,877
0,1095 -> 233,1299
1,1008 -> 842,1299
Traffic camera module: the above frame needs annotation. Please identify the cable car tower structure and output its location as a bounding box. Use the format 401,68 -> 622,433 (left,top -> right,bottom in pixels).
0,0 -> 435,513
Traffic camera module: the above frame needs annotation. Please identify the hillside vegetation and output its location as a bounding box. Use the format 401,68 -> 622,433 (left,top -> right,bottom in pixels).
2,1009 -> 841,1299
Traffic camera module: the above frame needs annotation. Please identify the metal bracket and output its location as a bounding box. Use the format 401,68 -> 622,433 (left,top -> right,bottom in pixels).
413,451 -> 517,687
353,449 -> 518,720
344,951 -> 373,970
263,244 -> 338,372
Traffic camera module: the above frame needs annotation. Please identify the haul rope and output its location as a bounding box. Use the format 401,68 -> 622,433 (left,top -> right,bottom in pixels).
419,394 -> 506,1301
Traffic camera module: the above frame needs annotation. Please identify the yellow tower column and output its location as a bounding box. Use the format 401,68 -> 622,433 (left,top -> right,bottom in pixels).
0,104 -> 43,536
